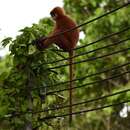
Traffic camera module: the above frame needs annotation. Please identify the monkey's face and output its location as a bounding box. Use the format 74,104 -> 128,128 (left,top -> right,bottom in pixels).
50,12 -> 58,20
50,7 -> 65,21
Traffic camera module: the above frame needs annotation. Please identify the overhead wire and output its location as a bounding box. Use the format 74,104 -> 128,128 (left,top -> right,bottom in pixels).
49,46 -> 130,69
2,89 -> 130,118
44,2 -> 130,48
46,70 -> 130,95
40,100 -> 130,120
33,61 -> 130,90
45,27 -> 130,64
34,3 -> 130,69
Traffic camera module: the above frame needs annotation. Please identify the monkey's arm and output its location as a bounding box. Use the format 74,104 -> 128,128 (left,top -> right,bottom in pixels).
42,36 -> 57,49
33,26 -> 58,50
35,34 -> 72,51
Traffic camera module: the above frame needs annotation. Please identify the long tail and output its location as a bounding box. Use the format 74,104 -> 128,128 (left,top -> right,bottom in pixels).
69,50 -> 75,125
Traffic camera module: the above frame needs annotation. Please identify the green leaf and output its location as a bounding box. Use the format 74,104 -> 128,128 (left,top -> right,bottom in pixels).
1,37 -> 12,47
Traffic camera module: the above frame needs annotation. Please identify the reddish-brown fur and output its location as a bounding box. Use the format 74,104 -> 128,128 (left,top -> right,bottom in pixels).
40,7 -> 79,52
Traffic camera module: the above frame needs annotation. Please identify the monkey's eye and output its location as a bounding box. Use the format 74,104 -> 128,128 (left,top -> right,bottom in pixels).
50,12 -> 55,17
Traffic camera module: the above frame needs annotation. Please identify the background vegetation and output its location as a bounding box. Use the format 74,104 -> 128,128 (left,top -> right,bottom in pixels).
0,0 -> 130,129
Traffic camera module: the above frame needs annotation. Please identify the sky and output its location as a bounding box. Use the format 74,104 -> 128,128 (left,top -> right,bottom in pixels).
0,0 -> 63,56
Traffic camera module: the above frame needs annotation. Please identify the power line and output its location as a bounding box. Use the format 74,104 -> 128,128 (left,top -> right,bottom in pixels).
44,35 -> 130,65
48,27 -> 130,64
32,89 -> 130,112
32,3 -> 129,52
2,89 -> 130,118
33,62 -> 130,90
75,27 -> 130,51
40,100 -> 130,120
49,47 -> 130,69
46,70 -> 130,95
48,89 -> 129,111
23,89 -> 130,113
44,2 -> 130,48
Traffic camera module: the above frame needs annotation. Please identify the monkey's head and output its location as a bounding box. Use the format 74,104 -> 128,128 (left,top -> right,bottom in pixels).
50,7 -> 65,20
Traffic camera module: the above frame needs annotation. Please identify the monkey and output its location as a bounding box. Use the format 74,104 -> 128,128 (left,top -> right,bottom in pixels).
34,7 -> 79,124
35,7 -> 79,51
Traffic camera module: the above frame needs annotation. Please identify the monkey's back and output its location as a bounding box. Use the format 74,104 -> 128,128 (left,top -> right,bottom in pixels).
56,15 -> 79,50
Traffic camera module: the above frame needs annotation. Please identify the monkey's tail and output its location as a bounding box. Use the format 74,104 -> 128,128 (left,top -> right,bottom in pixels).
69,50 -> 75,125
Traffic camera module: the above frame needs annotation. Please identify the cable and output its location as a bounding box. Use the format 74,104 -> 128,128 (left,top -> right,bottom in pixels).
40,100 -> 130,120
2,89 -> 130,118
49,47 -> 130,69
46,89 -> 130,111
33,62 -> 130,90
46,27 -> 130,64
44,2 -> 130,46
22,89 -> 130,113
44,35 -> 130,65
75,27 -> 130,51
46,70 -> 130,95
31,3 -> 129,52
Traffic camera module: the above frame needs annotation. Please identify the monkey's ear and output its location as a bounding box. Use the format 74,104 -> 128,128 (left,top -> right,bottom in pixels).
32,37 -> 47,51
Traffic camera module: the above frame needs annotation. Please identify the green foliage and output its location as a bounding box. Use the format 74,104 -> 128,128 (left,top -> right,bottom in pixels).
0,0 -> 130,129
63,0 -> 130,129
0,18 -> 68,129
1,37 -> 12,47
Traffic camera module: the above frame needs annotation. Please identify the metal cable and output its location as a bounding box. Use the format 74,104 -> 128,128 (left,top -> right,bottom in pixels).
45,27 -> 130,64
33,62 -> 130,89
2,89 -> 130,118
46,70 -> 130,95
44,2 -> 130,47
49,47 -> 130,69
40,100 -> 130,120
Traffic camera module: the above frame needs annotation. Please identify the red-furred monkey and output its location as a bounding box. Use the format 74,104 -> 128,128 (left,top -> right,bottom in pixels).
34,7 -> 79,124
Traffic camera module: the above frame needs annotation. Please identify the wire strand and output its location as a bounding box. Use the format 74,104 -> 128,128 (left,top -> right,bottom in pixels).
40,100 -> 130,120
47,89 -> 130,111
44,35 -> 130,65
44,2 -> 130,47
49,46 -> 130,69
33,62 -> 130,90
2,89 -> 130,118
46,70 -> 130,95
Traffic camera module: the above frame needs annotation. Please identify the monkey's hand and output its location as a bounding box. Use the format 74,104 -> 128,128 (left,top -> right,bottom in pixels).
32,36 -> 47,51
